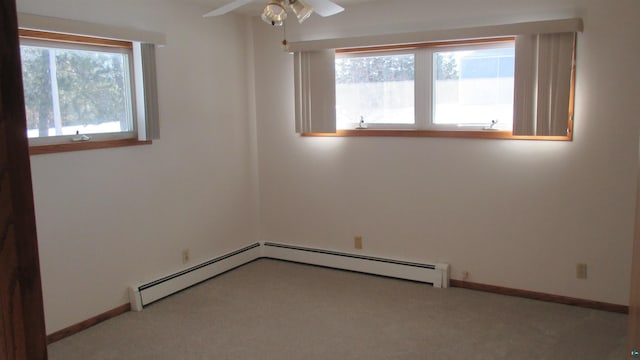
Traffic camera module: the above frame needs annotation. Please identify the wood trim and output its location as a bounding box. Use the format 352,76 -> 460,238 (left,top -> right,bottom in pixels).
336,37 -> 515,54
47,303 -> 131,344
0,1 -> 49,358
302,129 -> 572,141
30,138 -> 152,155
19,28 -> 132,48
450,280 -> 628,314
628,141 -> 640,355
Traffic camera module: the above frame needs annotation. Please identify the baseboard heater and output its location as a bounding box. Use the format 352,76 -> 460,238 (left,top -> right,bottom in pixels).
262,242 -> 449,288
129,242 -> 449,311
128,243 -> 262,311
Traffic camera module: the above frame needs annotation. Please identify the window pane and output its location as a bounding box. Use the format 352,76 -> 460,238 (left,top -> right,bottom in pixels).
335,54 -> 414,129
433,46 -> 514,129
21,45 -> 133,138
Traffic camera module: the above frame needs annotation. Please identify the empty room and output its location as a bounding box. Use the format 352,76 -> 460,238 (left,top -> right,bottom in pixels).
2,0 -> 640,359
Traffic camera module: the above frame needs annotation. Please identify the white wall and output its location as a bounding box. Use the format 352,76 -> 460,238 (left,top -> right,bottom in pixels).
253,0 -> 640,305
17,0 -> 259,333
16,0 -> 640,334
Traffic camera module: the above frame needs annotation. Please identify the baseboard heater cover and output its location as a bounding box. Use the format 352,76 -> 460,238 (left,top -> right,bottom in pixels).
128,243 -> 261,311
129,242 -> 449,311
262,242 -> 449,288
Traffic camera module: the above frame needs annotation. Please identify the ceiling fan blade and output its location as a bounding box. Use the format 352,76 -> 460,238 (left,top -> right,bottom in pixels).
203,0 -> 257,18
306,0 -> 344,17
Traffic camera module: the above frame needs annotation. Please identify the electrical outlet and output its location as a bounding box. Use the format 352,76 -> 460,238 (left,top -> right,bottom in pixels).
182,249 -> 190,264
461,271 -> 469,280
354,236 -> 363,250
576,263 -> 587,279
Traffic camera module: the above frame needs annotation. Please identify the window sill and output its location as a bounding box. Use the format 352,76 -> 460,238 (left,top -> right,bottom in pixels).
301,129 -> 572,141
29,138 -> 152,155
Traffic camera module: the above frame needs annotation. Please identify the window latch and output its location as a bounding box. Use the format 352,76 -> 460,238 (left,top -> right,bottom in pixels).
356,115 -> 367,129
483,119 -> 499,130
71,131 -> 92,142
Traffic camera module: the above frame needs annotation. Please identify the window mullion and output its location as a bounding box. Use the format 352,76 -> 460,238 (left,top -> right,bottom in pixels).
48,48 -> 63,136
414,49 -> 431,130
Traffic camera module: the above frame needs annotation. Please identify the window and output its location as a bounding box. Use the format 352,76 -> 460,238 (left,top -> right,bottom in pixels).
18,29 -> 160,154
432,43 -> 514,130
335,40 -> 515,131
291,18 -> 582,140
21,36 -> 135,141
336,52 -> 415,128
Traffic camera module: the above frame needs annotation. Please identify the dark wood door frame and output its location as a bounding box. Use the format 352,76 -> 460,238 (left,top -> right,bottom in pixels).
0,0 -> 48,358
629,149 -> 640,358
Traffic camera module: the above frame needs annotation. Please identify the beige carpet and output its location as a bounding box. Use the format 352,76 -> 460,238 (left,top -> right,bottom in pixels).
48,259 -> 627,359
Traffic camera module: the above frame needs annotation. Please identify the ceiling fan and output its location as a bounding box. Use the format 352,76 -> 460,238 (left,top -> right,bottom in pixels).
203,0 -> 344,26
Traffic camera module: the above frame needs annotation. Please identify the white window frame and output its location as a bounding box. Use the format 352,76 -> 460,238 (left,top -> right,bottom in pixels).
336,49 -> 418,130
426,40 -> 515,131
20,36 -> 139,146
337,40 -> 516,132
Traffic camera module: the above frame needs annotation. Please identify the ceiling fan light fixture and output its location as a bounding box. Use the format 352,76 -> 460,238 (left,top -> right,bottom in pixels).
261,13 -> 285,26
261,0 -> 287,25
289,0 -> 313,23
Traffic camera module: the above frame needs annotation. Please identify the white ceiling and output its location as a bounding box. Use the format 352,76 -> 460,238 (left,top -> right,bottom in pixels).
196,0 -> 383,15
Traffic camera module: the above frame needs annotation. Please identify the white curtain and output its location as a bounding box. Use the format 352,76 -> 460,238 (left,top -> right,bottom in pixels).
141,43 -> 160,140
133,43 -> 160,140
293,50 -> 336,134
513,32 -> 575,136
